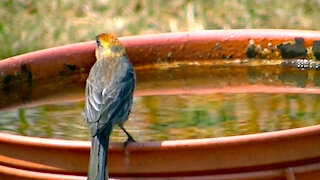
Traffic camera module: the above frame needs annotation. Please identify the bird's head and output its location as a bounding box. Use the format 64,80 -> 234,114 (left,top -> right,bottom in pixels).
95,33 -> 126,60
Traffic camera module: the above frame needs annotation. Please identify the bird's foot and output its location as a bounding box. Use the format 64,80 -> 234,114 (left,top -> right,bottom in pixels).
124,136 -> 136,149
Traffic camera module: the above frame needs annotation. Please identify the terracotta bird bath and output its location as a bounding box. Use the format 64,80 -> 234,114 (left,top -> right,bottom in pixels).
1,30 -> 320,179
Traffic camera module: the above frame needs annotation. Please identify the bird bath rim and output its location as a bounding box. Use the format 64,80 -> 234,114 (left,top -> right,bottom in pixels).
1,122 -> 320,149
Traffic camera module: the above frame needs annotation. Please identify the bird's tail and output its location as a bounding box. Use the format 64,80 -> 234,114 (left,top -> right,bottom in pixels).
87,129 -> 111,180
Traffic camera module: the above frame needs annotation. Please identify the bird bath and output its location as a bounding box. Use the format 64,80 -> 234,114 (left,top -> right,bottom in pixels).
1,30 -> 320,179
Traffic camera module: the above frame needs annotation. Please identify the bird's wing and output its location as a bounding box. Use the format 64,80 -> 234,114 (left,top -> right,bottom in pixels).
84,67 -> 135,136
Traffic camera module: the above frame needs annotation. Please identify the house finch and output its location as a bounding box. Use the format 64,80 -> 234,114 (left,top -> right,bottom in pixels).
83,33 -> 136,180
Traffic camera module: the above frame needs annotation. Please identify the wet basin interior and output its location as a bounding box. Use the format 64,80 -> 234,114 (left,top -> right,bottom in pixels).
1,59 -> 320,142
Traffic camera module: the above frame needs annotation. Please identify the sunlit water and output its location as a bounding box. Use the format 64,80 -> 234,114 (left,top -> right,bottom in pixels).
1,93 -> 320,142
1,59 -> 320,142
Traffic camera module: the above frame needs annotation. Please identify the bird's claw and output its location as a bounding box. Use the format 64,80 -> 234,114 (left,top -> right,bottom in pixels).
124,136 -> 136,149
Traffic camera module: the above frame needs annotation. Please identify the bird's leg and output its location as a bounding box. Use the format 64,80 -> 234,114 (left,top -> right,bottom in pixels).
120,126 -> 136,148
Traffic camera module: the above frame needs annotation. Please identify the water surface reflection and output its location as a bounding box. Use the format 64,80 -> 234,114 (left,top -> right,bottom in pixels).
1,93 -> 320,142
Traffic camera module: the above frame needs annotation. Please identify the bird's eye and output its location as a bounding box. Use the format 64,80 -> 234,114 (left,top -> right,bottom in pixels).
96,38 -> 101,46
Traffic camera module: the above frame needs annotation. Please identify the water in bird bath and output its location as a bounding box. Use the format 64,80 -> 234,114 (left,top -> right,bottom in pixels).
1,59 -> 320,142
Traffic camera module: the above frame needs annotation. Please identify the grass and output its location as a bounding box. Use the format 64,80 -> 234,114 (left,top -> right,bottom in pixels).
1,0 -> 320,59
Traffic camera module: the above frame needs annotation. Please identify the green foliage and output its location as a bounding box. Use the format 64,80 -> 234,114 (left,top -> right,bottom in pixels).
1,0 -> 320,59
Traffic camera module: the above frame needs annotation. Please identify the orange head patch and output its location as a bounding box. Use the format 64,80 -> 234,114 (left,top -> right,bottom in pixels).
96,33 -> 121,48
95,33 -> 126,59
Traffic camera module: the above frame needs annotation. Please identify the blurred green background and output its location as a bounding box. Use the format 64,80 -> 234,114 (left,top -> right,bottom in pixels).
1,0 -> 320,60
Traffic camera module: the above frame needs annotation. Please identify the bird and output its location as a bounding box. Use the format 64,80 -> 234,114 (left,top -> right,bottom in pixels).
83,33 -> 136,180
